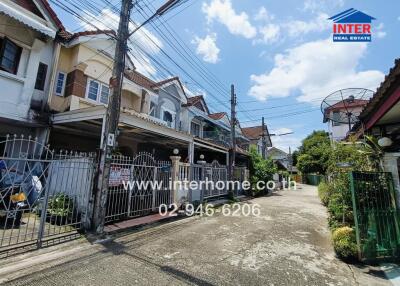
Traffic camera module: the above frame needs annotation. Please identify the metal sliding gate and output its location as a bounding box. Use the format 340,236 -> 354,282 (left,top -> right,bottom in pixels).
0,135 -> 96,251
105,153 -> 171,223
350,171 -> 400,261
179,161 -> 229,201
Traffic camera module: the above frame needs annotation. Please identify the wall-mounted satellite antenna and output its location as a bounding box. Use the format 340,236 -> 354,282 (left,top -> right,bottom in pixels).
321,88 -> 374,133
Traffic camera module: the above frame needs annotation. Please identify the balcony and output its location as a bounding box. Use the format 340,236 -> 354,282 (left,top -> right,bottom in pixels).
202,130 -> 230,148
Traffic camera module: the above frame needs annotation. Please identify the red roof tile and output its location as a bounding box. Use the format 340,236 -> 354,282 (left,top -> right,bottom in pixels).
241,126 -> 268,140
152,76 -> 187,97
125,70 -> 157,90
41,0 -> 66,31
209,112 -> 227,120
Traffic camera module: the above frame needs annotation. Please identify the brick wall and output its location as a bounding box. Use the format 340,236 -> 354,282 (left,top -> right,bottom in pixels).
65,69 -> 87,98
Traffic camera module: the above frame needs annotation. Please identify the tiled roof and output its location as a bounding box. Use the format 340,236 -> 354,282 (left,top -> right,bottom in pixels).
59,29 -> 116,42
241,126 -> 267,140
183,95 -> 210,114
42,0 -> 65,30
124,70 -> 157,90
152,76 -> 187,97
352,58 -> 400,134
326,99 -> 369,111
209,112 -> 227,120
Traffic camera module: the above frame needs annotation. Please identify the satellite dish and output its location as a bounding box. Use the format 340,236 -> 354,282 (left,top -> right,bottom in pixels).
321,88 -> 374,129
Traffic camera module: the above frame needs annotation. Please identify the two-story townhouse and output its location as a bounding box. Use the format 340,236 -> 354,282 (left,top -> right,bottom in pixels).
48,30 -> 192,159
182,95 -> 250,165
241,125 -> 273,157
323,97 -> 369,142
46,27 -> 249,166
0,0 -> 64,143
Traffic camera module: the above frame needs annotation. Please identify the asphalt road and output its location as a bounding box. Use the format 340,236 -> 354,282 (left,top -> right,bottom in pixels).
2,185 -> 391,286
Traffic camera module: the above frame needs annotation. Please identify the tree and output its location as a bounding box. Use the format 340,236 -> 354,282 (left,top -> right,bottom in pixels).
297,130 -> 331,174
292,150 -> 299,166
249,146 -> 276,191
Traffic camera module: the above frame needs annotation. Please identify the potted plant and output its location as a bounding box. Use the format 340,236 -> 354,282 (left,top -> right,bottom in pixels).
46,194 -> 74,225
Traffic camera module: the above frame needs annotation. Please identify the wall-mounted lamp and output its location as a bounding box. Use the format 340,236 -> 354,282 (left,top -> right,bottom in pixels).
378,137 -> 393,147
199,154 -> 205,160
173,148 -> 179,155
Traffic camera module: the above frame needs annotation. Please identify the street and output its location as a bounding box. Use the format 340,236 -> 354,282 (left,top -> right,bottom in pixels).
1,185 -> 390,285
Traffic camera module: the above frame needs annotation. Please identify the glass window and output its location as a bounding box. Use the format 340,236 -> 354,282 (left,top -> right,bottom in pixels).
88,80 -> 99,101
191,122 -> 200,137
0,38 -> 21,75
34,63 -> 48,91
149,102 -> 156,117
55,72 -> 66,96
332,111 -> 341,126
100,85 -> 109,104
163,111 -> 173,127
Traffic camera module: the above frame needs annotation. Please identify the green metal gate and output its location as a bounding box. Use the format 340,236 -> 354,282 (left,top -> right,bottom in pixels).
349,171 -> 400,261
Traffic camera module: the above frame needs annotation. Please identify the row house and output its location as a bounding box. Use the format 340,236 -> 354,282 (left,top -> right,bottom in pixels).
0,0 -> 64,145
351,59 -> 400,199
45,29 -> 250,164
241,125 -> 273,157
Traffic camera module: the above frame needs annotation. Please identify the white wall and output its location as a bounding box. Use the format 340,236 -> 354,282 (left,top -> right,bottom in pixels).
0,14 -> 56,122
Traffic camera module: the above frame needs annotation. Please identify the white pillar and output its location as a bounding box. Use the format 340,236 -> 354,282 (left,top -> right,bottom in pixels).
170,155 -> 181,205
188,141 -> 194,163
383,153 -> 400,206
19,38 -> 45,117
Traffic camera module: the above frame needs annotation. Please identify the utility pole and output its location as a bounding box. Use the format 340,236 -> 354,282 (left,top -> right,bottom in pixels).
93,0 -> 133,234
229,84 -> 237,183
261,116 -> 266,159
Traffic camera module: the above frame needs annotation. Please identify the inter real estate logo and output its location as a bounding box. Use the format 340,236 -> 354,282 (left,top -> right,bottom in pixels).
329,8 -> 375,42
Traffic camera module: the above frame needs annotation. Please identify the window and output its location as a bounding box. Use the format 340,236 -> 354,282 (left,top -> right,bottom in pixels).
86,79 -> 109,104
163,111 -> 173,127
34,62 -> 48,90
100,85 -> 109,104
0,37 -> 22,74
191,122 -> 200,137
332,111 -> 341,126
149,102 -> 156,117
88,80 -> 99,101
55,72 -> 66,96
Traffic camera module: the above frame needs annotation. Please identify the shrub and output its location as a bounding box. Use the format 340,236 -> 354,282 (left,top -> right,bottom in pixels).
318,181 -> 330,206
332,226 -> 358,260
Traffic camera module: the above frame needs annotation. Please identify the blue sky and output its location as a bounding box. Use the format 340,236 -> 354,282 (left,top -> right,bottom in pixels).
50,0 -> 400,151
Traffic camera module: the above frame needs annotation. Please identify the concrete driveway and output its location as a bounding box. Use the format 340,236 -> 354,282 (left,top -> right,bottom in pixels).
1,185 -> 391,285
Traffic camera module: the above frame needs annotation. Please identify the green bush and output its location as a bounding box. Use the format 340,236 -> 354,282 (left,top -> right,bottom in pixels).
332,226 -> 358,259
318,181 -> 330,206
48,194 -> 74,217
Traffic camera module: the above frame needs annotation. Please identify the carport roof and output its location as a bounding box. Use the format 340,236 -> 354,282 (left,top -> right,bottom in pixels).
51,106 -> 193,143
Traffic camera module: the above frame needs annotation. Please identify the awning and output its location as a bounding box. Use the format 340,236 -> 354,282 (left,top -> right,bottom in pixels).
0,1 -> 56,38
188,107 -> 231,132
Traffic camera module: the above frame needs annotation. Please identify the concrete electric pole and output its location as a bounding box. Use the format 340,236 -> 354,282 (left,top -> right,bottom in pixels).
229,84 -> 237,184
93,0 -> 133,234
261,116 -> 266,159
93,0 -> 183,234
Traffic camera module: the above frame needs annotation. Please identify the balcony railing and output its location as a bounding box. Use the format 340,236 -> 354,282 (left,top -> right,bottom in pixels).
202,130 -> 230,147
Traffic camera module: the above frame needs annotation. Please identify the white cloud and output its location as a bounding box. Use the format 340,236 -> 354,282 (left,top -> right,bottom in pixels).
192,33 -> 220,64
254,6 -> 274,22
285,13 -> 330,37
376,23 -> 387,39
303,0 -> 344,13
78,9 -> 162,77
202,0 -> 257,38
256,24 -> 280,44
248,38 -> 384,104
270,128 -> 301,152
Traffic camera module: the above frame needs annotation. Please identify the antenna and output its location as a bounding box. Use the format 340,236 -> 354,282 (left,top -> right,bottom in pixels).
321,88 -> 373,134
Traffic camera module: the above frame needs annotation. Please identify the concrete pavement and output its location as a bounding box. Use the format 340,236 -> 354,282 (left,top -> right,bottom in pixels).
0,184 -> 392,285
